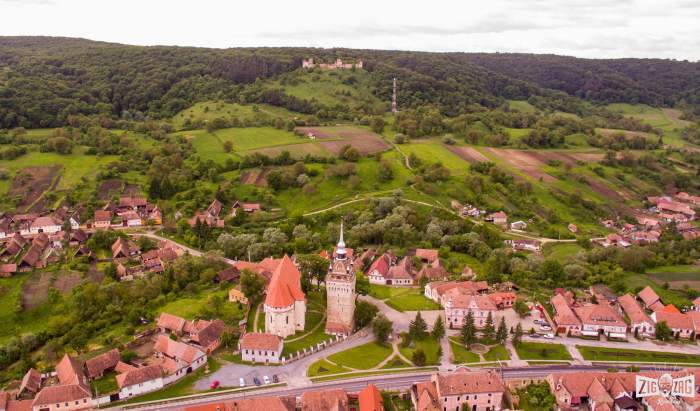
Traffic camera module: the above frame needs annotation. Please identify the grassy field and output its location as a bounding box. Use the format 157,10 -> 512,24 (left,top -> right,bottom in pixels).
268,154 -> 411,216
327,342 -> 392,369
307,359 -> 351,377
159,288 -> 242,321
172,101 -> 303,129
508,100 -> 537,113
483,345 -> 511,361
399,336 -> 441,365
176,127 -> 310,163
400,141 -> 470,175
606,103 -> 693,147
368,285 -> 441,312
514,342 -> 572,360
449,338 -> 480,363
264,69 -> 382,109
92,371 -> 119,395
577,346 -> 700,364
623,273 -> 691,308
0,149 -> 119,195
543,243 -> 585,263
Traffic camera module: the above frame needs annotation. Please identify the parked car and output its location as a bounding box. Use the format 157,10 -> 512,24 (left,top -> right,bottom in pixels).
272,374 -> 279,383
539,325 -> 552,331
543,333 -> 554,339
529,333 -> 541,338
239,377 -> 245,387
253,377 -> 261,386
210,380 -> 220,389
263,375 -> 270,385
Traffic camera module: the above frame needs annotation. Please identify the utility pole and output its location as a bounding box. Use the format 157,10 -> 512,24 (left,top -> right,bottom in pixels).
391,77 -> 398,113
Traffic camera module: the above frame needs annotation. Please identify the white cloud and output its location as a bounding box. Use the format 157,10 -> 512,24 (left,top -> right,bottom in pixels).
0,0 -> 697,60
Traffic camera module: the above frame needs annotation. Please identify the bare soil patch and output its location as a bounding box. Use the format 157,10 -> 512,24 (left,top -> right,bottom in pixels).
662,108 -> 692,128
98,179 -> 124,200
296,126 -> 390,155
483,148 -> 556,182
123,183 -> 141,196
446,146 -> 490,163
250,143 -> 328,158
9,165 -> 61,212
53,271 -> 83,294
598,128 -> 655,140
240,169 -> 269,187
21,272 -> 52,310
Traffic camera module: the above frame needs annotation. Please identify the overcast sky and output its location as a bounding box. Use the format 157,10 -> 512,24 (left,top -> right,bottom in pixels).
2,0 -> 699,61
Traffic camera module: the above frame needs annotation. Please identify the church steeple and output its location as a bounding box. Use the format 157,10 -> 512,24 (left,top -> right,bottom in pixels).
336,221 -> 346,261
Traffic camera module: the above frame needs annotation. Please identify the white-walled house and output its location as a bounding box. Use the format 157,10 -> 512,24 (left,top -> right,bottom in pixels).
239,332 -> 283,364
116,365 -> 164,399
153,335 -> 207,384
28,216 -> 63,235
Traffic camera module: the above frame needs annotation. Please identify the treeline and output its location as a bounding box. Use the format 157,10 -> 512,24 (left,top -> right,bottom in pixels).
4,37 -> 698,129
463,53 -> 700,112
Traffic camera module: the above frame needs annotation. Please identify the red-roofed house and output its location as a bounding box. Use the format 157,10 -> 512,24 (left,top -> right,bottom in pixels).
411,370 -> 505,411
551,294 -> 582,336
358,384 -> 384,411
384,256 -> 414,286
444,294 -> 497,329
651,311 -> 694,339
239,333 -> 283,364
638,286 -> 664,312
414,249 -> 439,264
263,255 -> 306,338
153,335 -> 207,383
85,348 -> 120,379
617,294 -> 655,338
93,210 -> 112,229
574,304 -> 627,338
487,211 -> 508,225
366,253 -> 395,285
116,365 -> 164,399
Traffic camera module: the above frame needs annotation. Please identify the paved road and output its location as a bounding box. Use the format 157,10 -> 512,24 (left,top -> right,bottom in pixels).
193,330 -> 374,391
130,231 -> 237,265
117,364 -> 682,411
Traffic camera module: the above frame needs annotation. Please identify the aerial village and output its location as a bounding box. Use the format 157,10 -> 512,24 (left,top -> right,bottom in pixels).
0,186 -> 698,410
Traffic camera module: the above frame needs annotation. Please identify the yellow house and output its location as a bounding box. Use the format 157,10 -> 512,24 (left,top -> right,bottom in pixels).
228,288 -> 248,305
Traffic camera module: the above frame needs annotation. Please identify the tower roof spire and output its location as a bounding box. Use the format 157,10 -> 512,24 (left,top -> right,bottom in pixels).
336,221 -> 346,260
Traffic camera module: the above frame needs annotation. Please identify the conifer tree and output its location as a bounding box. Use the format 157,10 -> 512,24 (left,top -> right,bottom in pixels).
513,322 -> 524,346
409,311 -> 428,341
482,311 -> 495,343
432,315 -> 445,340
461,311 -> 476,345
496,316 -> 508,344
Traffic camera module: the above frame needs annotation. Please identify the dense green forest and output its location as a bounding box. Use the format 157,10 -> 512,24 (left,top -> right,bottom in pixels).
2,37 -> 700,128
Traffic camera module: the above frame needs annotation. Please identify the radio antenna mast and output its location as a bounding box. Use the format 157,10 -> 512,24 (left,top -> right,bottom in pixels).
391,77 -> 398,113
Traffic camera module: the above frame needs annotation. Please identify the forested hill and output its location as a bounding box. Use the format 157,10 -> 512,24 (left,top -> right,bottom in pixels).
1,36 -> 699,128
461,53 -> 700,109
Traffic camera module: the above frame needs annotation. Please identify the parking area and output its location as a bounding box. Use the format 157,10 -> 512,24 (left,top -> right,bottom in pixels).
195,362 -> 288,390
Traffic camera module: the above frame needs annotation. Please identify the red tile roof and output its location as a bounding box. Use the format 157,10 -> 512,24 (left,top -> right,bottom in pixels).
654,311 -> 693,330
638,286 -> 661,307
116,365 -> 162,388
618,294 -> 651,325
157,312 -> 187,333
367,253 -> 392,276
300,388 -> 348,411
94,210 -> 112,222
574,304 -> 626,327
239,332 -> 282,352
358,384 -> 383,411
154,335 -> 205,364
85,348 -> 120,379
32,384 -> 91,406
264,255 -> 305,308
415,248 -> 438,262
435,369 -> 505,396
19,368 -> 41,394
56,354 -> 87,388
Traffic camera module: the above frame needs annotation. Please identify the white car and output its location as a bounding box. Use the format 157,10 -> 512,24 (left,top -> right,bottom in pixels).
239,377 -> 245,387
263,375 -> 270,385
543,333 -> 554,339
539,325 -> 552,331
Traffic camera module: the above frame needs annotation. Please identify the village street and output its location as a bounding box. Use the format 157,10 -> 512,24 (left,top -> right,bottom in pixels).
193,330 -> 374,390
